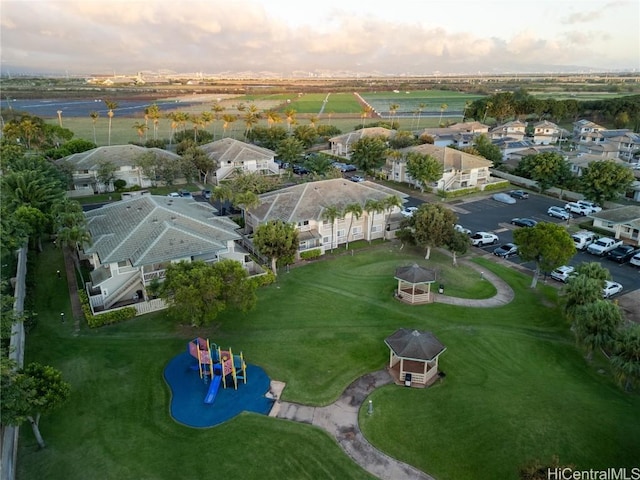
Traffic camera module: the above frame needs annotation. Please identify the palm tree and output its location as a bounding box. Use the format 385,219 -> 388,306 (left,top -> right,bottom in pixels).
463,100 -> 472,122
200,111 -> 214,136
132,122 -> 147,143
309,114 -> 318,128
389,103 -> 399,129
145,104 -> 161,140
360,106 -> 372,129
56,110 -> 63,127
573,300 -> 622,361
243,111 -> 259,140
285,108 -> 296,132
190,114 -> 205,142
89,111 -> 99,144
610,325 -> 640,392
266,111 -> 282,129
382,195 -> 402,240
364,199 -> 384,244
56,223 -> 92,284
416,103 -> 426,129
211,102 -> 225,140
222,114 -> 237,138
104,100 -> 118,146
321,205 -> 342,252
343,203 -> 363,250
167,112 -> 179,145
439,103 -> 448,126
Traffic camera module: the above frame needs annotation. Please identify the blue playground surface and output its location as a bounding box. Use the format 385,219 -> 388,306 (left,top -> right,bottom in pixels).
164,351 -> 275,428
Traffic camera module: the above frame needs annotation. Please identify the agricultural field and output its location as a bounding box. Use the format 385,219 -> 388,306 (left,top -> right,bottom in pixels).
359,90 -> 485,118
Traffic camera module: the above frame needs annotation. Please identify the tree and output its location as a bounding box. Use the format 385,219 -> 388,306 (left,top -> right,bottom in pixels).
382,195 -> 402,240
563,263 -> 610,321
416,103 -> 426,129
253,220 -> 299,275
222,114 -> 237,137
388,130 -> 417,149
182,146 -> 215,185
89,110 -> 99,143
211,102 -> 225,140
276,137 -> 304,165
438,103 -> 448,126
146,104 -> 161,140
349,136 -> 387,176
293,124 -> 318,148
573,300 -> 622,361
14,205 -> 48,252
96,160 -> 117,192
447,230 -> 471,266
321,205 -> 343,251
580,160 -> 635,205
153,260 -> 256,326
266,111 -> 282,129
104,99 -> 118,146
284,108 -> 297,132
360,106 -> 372,128
610,325 -> 640,392
405,151 -> 443,193
364,199 -> 385,244
132,121 -> 147,143
1,362 -> 71,449
513,222 -> 576,288
410,203 -> 457,259
343,203 -> 363,249
473,134 -> 503,166
389,103 -> 399,129
514,152 -> 571,192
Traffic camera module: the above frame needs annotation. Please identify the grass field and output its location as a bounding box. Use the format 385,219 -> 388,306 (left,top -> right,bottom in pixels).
18,242 -> 640,480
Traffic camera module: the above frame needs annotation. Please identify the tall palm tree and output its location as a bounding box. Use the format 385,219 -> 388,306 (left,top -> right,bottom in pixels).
222,114 -> 237,138
211,102 -> 225,139
321,205 -> 342,252
610,325 -> 640,392
416,103 -> 426,129
200,111 -> 214,136
360,106 -> 372,129
57,224 -> 92,284
146,104 -> 161,140
266,111 -> 282,129
439,103 -> 448,126
243,111 -> 259,140
343,203 -> 363,250
56,110 -> 63,127
383,195 -> 402,240
389,103 -> 399,129
364,199 -> 384,244
132,122 -> 147,143
309,114 -> 318,128
89,111 -> 99,144
190,114 -> 205,142
104,100 -> 118,146
285,108 -> 296,132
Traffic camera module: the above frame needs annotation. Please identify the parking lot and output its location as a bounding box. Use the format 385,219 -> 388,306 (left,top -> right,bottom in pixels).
442,193 -> 640,295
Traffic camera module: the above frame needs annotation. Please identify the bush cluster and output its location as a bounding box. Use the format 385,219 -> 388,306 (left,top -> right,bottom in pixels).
300,249 -> 321,260
78,290 -> 136,328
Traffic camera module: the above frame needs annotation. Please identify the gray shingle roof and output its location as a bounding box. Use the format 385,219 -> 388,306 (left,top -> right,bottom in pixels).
394,264 -> 437,284
250,178 -> 408,224
84,195 -> 241,266
199,137 -> 275,162
385,329 -> 446,361
58,145 -> 181,170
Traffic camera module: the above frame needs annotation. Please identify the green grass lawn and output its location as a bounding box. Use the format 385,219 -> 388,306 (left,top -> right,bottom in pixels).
18,242 -> 640,480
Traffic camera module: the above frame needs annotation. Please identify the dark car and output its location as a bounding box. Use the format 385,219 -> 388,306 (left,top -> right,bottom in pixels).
606,245 -> 637,263
509,190 -> 529,199
293,164 -> 310,175
511,218 -> 538,228
493,243 -> 519,258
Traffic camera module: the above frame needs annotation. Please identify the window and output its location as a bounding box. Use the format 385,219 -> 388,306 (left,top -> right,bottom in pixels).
323,219 -> 330,225
117,260 -> 129,268
297,220 -> 309,227
323,236 -> 330,244
353,227 -> 362,235
337,229 -> 345,238
371,225 -> 380,233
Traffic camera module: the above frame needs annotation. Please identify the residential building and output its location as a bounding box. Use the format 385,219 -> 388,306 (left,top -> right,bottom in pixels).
58,145 -> 181,195
531,120 -> 567,145
243,178 -> 408,256
384,144 -> 493,192
199,137 -> 279,183
329,127 -> 395,158
488,120 -> 527,142
572,119 -> 605,138
589,205 -> 640,246
417,121 -> 489,147
82,195 -> 256,314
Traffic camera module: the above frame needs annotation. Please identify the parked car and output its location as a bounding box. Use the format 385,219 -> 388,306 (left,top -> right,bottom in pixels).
603,280 -> 623,298
293,164 -> 310,174
167,192 -> 181,198
400,206 -> 419,217
350,175 -> 365,182
547,206 -> 571,220
511,218 -> 538,228
493,193 -> 516,204
493,243 -> 519,258
606,245 -> 637,263
630,251 -> 640,267
454,224 -> 471,235
550,265 -> 576,283
565,202 -> 592,216
179,190 -> 193,199
471,232 -> 499,246
509,190 -> 529,199
202,189 -> 212,200
577,200 -> 602,213
571,230 -> 598,251
587,237 -> 623,256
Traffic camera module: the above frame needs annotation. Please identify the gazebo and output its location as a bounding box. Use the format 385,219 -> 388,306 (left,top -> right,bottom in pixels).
384,329 -> 447,387
394,264 -> 437,304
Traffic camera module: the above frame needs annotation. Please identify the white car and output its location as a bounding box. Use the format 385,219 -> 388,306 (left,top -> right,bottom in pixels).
167,192 -> 181,198
565,202 -> 592,216
550,265 -> 575,283
400,206 -> 419,217
493,193 -> 516,204
547,206 -> 571,220
470,232 -> 499,247
603,280 -> 623,298
630,252 -> 640,267
577,200 -> 602,213
454,224 -> 471,235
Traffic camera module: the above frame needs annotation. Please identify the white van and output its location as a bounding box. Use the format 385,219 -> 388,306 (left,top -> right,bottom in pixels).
571,230 -> 597,250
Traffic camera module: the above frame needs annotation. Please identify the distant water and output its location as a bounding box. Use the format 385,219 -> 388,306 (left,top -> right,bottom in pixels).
0,97 -> 201,118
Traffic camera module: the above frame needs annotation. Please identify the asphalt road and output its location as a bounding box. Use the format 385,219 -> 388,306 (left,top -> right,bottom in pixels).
407,192 -> 640,295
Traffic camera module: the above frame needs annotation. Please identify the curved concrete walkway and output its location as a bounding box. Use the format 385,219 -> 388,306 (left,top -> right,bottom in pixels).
275,370 -> 434,480
273,255 -> 515,479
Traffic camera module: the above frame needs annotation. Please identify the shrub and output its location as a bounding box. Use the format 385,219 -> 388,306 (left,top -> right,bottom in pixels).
113,179 -> 127,191
300,249 -> 322,260
251,270 -> 276,287
482,181 -> 510,192
78,290 -> 136,328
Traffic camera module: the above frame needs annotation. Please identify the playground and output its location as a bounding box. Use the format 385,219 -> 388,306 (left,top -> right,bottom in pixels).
163,338 -> 274,428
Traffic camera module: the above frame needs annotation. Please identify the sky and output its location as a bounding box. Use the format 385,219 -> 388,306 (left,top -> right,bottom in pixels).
1,0 -> 639,76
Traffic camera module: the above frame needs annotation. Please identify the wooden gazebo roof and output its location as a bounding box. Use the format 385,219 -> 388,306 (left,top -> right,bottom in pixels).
384,329 -> 446,361
394,264 -> 436,284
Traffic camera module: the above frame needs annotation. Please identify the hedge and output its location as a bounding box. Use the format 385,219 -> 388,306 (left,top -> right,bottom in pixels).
300,249 -> 322,260
78,290 -> 137,328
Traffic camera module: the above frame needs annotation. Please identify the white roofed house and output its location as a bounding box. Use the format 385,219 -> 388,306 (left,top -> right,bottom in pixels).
82,195 -> 255,315
589,206 -> 640,246
489,120 -> 527,142
57,145 -> 182,196
199,137 -> 279,184
604,131 -> 640,163
531,120 -> 567,145
329,127 -> 395,159
243,178 -> 408,258
384,144 -> 493,193
572,119 -> 605,138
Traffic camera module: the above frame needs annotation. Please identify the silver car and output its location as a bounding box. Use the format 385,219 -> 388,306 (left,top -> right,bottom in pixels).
547,206 -> 571,220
